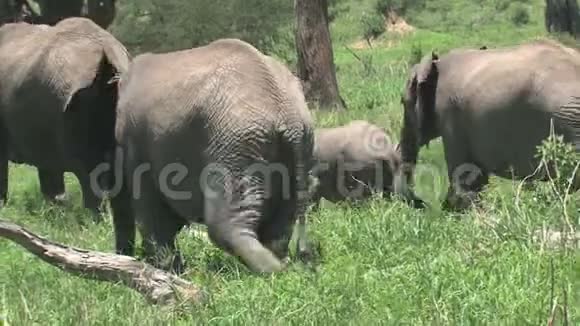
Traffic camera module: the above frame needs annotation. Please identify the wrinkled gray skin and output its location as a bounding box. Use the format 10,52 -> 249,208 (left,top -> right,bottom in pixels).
110,38 -> 316,274
295,121 -> 424,256
0,17 -> 130,215
399,40 -> 580,211
309,120 -> 425,209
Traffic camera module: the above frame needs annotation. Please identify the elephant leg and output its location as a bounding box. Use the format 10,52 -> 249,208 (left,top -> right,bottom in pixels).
0,141 -> 7,208
110,181 -> 136,257
288,185 -> 324,262
442,161 -> 489,212
204,176 -> 285,274
440,136 -> 489,212
75,172 -> 103,217
37,168 -> 66,204
258,210 -> 295,264
133,180 -> 187,274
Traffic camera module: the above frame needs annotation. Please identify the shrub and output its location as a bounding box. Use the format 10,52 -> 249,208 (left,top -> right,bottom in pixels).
328,0 -> 350,22
533,123 -> 580,200
510,3 -> 530,26
110,0 -> 293,54
408,43 -> 423,66
361,12 -> 386,42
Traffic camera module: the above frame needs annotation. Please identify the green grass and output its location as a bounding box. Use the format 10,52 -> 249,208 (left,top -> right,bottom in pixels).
1,0 -> 579,324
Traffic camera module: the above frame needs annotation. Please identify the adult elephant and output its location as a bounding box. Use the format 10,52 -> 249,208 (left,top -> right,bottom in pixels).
399,39 -> 580,211
0,17 -> 130,215
106,38 -> 316,274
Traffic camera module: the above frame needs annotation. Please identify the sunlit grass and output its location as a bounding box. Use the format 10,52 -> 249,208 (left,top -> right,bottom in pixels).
1,0 -> 578,324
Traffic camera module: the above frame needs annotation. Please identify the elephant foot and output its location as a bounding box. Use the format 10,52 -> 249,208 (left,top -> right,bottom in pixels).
296,238 -> 322,264
442,191 -> 477,212
88,208 -> 105,224
412,198 -> 428,210
170,254 -> 186,275
406,194 -> 428,210
145,251 -> 186,275
45,192 -> 68,206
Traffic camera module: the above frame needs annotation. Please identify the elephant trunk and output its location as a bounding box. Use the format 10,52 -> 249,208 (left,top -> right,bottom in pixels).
399,108 -> 421,185
392,111 -> 427,209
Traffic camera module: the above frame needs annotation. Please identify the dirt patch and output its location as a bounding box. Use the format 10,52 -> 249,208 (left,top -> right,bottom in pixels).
384,11 -> 415,35
348,11 -> 415,50
348,38 -> 397,50
350,40 -> 372,50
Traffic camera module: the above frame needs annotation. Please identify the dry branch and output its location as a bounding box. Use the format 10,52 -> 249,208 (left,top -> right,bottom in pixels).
0,219 -> 206,306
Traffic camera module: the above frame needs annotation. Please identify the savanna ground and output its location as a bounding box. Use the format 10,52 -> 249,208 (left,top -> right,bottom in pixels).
1,0 -> 579,324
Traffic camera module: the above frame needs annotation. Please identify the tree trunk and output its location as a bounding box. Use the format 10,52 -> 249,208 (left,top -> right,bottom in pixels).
294,0 -> 346,111
0,219 -> 206,306
545,0 -> 580,38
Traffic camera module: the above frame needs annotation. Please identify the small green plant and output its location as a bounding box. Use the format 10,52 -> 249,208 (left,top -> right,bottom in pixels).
533,122 -> 580,200
408,43 -> 423,66
510,3 -> 530,26
361,12 -> 386,44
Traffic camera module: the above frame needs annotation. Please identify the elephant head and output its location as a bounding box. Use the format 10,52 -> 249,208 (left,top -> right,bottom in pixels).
55,18 -> 129,191
392,52 -> 440,207
399,52 -> 440,167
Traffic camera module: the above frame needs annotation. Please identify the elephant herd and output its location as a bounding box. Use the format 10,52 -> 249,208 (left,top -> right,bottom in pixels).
0,17 -> 579,274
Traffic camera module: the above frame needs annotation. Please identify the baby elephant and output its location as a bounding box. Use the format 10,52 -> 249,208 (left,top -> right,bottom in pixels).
309,120 -> 424,209
295,120 -> 426,258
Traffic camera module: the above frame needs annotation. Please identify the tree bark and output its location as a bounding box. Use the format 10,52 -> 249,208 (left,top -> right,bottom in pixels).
0,219 -> 206,306
545,0 -> 580,38
294,0 -> 346,111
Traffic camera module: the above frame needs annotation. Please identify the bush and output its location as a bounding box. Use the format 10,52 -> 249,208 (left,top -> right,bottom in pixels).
110,0 -> 293,54
361,12 -> 386,41
533,124 -> 580,200
408,43 -> 423,66
509,3 -> 530,26
328,0 -> 350,22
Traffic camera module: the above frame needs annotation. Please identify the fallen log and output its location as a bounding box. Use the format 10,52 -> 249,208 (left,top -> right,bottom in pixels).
0,219 -> 206,306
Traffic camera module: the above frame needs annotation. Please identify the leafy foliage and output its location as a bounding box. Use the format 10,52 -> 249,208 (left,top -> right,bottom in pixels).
1,0 -> 578,324
408,43 -> 423,66
510,3 -> 530,26
109,0 -> 293,54
361,11 -> 386,42
533,123 -> 580,201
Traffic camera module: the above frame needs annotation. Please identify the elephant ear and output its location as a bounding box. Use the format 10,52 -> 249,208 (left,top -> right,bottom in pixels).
414,52 -> 439,145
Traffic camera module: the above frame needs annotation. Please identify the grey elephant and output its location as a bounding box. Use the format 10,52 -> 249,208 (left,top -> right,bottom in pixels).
0,17 -> 130,214
106,38 -> 316,274
292,120 -> 425,258
398,39 -> 580,211
308,120 -> 425,210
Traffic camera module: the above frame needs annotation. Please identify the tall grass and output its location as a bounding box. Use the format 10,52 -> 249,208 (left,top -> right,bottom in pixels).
1,0 -> 578,324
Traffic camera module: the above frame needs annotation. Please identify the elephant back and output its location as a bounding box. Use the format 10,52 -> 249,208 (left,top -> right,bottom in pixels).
53,17 -> 129,74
